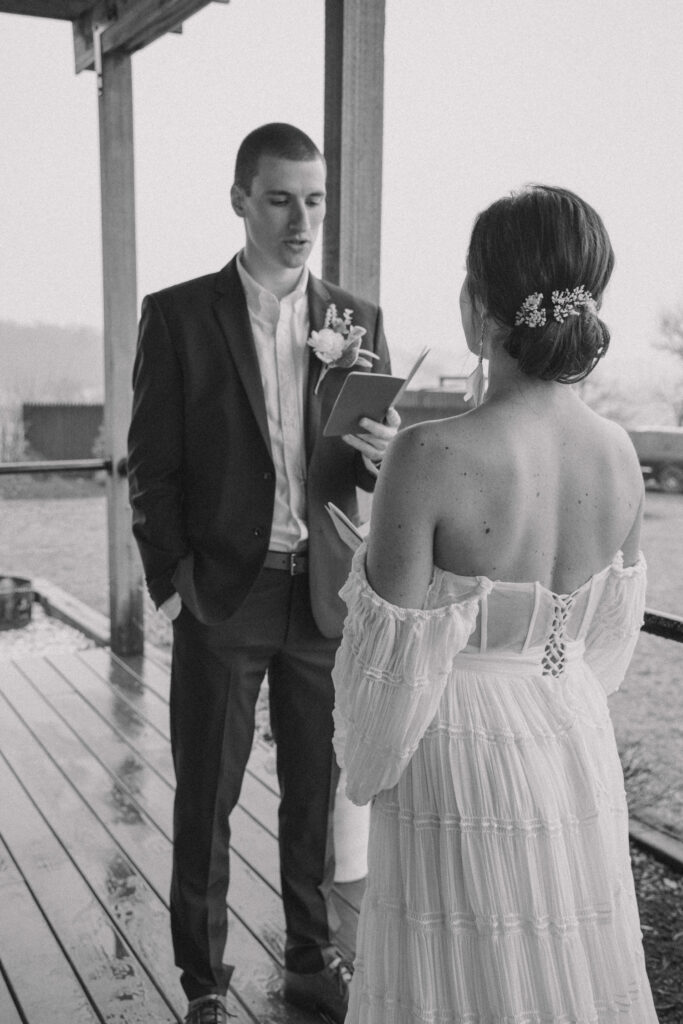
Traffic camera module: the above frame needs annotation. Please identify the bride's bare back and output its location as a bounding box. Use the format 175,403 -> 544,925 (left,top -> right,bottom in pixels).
367,186 -> 645,609
367,384 -> 643,608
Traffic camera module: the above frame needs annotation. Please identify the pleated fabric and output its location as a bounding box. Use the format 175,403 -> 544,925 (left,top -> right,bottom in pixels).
332,545 -> 658,1024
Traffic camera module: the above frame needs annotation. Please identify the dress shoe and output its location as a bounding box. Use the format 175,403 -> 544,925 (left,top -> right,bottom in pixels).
283,948 -> 354,1024
184,994 -> 230,1024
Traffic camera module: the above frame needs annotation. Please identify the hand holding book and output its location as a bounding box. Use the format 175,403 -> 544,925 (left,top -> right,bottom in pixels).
323,346 -> 430,437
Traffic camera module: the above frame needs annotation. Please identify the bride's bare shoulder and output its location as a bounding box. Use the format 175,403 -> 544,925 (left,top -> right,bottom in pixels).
582,404 -> 643,477
387,412 -> 480,467
381,413 -> 489,501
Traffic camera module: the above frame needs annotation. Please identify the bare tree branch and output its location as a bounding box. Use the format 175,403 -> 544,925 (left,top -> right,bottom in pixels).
657,306 -> 683,359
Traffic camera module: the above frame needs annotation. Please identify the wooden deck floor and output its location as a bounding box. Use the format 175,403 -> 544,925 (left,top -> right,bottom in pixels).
0,645 -> 362,1024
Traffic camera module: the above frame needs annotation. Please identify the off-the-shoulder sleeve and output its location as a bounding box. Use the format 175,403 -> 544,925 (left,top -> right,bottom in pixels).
584,553 -> 647,696
332,545 -> 488,805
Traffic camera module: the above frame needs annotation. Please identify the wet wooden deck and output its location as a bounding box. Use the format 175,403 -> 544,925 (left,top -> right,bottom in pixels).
0,646 -> 362,1024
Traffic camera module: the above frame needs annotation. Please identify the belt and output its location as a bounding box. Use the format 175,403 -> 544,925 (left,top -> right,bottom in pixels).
263,549 -> 309,575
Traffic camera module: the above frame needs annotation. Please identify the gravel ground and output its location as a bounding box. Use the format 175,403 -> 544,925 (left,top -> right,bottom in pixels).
0,600 -> 96,659
632,846 -> 683,1021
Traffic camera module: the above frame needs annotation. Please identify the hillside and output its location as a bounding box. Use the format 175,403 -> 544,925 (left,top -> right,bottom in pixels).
0,320 -> 104,403
0,318 -> 677,429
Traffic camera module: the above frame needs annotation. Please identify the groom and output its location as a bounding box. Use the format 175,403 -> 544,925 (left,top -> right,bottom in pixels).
127,123 -> 399,1024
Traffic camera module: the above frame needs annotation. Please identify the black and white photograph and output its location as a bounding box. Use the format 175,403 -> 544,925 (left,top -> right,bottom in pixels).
0,3 -> 682,1022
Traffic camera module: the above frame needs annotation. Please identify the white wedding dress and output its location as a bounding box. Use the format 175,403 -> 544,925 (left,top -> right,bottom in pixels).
332,544 -> 658,1024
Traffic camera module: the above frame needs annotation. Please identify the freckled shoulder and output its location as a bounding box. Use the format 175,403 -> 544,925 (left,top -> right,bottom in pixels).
389,415 -> 477,477
591,410 -> 644,488
373,421 -> 445,526
368,420 -> 443,604
382,419 -> 445,479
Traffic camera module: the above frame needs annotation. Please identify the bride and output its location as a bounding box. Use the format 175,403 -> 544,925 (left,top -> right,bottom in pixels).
332,184 -> 659,1022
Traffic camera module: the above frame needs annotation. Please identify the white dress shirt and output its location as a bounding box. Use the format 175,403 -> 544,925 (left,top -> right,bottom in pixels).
237,252 -> 310,553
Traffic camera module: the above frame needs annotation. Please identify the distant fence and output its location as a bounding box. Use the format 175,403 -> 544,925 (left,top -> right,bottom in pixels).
396,384 -> 469,427
16,389 -> 471,464
22,403 -> 103,463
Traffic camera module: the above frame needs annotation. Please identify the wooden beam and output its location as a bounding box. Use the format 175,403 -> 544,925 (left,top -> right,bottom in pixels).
98,48 -> 144,655
323,0 -> 385,304
73,0 -> 214,73
0,1 -> 92,18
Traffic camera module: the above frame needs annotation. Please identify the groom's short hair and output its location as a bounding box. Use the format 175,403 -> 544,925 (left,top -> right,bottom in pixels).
234,123 -> 325,194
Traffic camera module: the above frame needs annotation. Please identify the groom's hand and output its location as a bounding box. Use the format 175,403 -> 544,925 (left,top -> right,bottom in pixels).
343,406 -> 401,476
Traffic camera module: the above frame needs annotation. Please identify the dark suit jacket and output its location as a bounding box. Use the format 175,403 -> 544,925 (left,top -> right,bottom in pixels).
127,256 -> 391,638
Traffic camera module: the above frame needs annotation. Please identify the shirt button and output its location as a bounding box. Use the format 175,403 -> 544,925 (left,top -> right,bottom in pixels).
253,527 -> 264,537
263,471 -> 273,481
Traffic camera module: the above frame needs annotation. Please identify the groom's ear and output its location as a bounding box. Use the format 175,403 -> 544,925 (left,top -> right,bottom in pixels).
230,183 -> 246,218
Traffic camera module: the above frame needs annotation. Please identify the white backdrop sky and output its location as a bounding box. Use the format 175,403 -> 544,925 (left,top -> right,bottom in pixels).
1,0 -> 683,386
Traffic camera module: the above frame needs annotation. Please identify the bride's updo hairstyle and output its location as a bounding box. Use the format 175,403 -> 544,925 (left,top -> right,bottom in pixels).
466,185 -> 614,383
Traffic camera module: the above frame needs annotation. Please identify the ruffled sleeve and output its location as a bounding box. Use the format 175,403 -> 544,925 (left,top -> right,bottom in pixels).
332,544 -> 488,805
584,552 -> 647,696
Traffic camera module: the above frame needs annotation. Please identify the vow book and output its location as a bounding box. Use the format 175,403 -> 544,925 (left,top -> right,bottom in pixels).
323,346 -> 430,437
325,502 -> 368,552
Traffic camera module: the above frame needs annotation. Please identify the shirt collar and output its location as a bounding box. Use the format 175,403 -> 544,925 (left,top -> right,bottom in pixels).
237,251 -> 309,321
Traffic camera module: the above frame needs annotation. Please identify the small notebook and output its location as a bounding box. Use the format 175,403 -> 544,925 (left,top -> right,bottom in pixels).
323,346 -> 430,437
325,502 -> 368,551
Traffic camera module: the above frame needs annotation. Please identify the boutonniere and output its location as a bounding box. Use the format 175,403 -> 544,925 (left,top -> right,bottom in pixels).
308,303 -> 378,393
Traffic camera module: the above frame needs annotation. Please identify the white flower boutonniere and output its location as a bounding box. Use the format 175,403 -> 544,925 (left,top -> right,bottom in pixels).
308,303 -> 378,393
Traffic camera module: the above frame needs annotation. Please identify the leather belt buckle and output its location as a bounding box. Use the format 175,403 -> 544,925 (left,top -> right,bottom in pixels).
264,549 -> 308,575
288,551 -> 307,575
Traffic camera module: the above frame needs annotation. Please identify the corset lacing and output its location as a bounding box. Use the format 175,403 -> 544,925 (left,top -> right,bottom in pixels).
541,592 -> 577,678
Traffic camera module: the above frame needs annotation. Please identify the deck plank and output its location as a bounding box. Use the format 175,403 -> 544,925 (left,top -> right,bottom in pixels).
16,660 -> 312,981
89,647 -> 172,704
3,661 -> 174,894
40,651 -> 347,919
0,749 -> 179,1023
0,812 -> 101,1024
1,658 -> 308,1024
0,970 -> 24,1024
67,648 -> 172,737
1,649 -> 346,1024
21,653 -> 285,901
77,650 -> 288,825
0,668 -> 186,1020
47,650 -> 175,779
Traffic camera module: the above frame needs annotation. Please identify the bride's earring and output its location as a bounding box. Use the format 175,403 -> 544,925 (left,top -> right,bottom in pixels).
465,319 -> 487,407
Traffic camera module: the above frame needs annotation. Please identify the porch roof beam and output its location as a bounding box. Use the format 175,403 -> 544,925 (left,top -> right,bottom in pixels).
73,0 -> 213,72
0,1 -> 92,17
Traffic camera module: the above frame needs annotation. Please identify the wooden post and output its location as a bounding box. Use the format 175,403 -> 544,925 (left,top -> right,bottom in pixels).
98,49 -> 144,655
323,0 -> 385,303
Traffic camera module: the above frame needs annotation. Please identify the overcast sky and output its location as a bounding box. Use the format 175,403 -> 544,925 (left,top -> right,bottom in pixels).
2,0 -> 683,386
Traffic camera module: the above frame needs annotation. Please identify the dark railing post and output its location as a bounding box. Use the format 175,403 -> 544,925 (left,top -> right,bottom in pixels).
323,0 -> 385,302
98,48 -> 144,655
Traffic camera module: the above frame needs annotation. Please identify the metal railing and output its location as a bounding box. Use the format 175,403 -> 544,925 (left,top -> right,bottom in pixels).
0,458 -> 117,475
2,457 -> 683,645
1,453 -> 681,869
642,609 -> 683,643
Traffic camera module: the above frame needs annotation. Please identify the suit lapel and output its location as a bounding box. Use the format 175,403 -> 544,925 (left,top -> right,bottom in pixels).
305,275 -> 332,462
213,258 -> 272,457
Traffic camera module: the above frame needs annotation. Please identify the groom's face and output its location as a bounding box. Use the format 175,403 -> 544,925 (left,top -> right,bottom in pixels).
232,154 -> 327,279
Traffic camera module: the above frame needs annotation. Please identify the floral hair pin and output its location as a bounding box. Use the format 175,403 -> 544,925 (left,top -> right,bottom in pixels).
308,303 -> 378,392
514,292 -> 546,328
550,286 -> 597,322
514,286 -> 596,328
